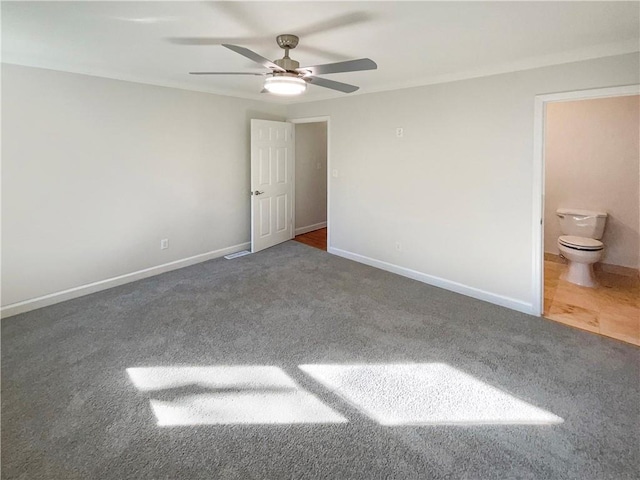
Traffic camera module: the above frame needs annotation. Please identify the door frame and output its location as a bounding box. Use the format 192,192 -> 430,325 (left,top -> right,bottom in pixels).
288,116 -> 331,249
531,84 -> 639,316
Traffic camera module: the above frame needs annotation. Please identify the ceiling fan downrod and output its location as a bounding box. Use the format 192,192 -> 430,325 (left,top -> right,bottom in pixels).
273,34 -> 301,72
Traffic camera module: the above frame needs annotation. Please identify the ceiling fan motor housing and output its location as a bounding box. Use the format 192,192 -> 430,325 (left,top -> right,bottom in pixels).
274,57 -> 300,71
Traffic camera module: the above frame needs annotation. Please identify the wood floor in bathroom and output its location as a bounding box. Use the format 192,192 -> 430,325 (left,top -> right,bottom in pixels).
544,256 -> 639,346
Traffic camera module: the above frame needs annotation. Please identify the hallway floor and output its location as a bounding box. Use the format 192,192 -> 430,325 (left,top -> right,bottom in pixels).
544,258 -> 639,346
294,227 -> 327,251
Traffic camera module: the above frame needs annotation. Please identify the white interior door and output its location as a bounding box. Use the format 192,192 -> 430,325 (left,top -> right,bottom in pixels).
251,119 -> 295,253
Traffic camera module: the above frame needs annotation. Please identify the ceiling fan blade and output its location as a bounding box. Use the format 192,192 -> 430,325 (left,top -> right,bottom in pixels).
299,12 -> 373,37
167,36 -> 266,46
222,44 -> 285,72
295,45 -> 352,62
169,3 -> 266,45
213,2 -> 264,34
304,76 -> 359,93
189,72 -> 266,75
297,58 -> 377,76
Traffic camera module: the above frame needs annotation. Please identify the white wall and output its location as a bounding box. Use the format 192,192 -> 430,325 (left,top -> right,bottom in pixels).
295,122 -> 327,232
3,55 -> 638,316
287,54 -> 639,312
1,64 -> 285,309
544,95 -> 639,268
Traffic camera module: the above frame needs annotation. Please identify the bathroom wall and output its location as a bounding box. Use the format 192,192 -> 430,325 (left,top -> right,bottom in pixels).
544,95 -> 640,268
294,122 -> 327,233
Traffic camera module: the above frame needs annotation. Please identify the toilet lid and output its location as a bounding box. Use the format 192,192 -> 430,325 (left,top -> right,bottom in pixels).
559,235 -> 603,251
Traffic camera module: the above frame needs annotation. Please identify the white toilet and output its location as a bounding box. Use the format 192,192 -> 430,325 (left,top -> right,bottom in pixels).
556,208 -> 608,287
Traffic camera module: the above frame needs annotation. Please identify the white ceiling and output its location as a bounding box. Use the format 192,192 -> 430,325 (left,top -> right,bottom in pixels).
2,1 -> 639,104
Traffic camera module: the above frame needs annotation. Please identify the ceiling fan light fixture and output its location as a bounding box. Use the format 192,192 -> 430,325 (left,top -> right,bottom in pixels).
264,75 -> 307,96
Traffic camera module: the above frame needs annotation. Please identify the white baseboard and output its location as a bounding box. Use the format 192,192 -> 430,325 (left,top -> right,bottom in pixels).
328,247 -> 534,315
1,242 -> 251,319
295,222 -> 327,236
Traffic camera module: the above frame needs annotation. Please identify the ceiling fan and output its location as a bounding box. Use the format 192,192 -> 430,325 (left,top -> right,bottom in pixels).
189,34 -> 377,96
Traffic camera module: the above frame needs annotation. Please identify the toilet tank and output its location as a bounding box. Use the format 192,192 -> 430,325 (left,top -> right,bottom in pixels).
556,208 -> 608,239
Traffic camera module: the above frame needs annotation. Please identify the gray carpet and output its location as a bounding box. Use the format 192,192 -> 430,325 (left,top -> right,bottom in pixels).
2,241 -> 638,479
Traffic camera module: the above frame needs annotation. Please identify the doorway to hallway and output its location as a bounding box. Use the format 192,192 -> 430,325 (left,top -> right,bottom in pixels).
290,116 -> 329,252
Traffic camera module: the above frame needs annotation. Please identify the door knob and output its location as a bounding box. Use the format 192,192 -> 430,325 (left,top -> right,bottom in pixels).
253,190 -> 265,196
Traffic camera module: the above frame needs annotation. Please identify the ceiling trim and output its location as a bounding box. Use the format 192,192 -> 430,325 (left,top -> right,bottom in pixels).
4,39 -> 637,105
287,39 -> 640,105
1,58 -> 280,104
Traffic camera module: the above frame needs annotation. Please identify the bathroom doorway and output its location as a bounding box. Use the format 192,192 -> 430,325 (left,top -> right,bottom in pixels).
533,86 -> 639,345
290,117 -> 329,251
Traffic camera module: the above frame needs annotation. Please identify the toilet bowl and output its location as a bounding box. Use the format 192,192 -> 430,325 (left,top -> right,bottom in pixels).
555,209 -> 607,287
557,235 -> 604,287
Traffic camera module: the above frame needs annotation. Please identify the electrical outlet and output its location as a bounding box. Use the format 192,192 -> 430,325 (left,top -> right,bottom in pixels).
332,169 -> 339,178
160,239 -> 169,250
317,162 -> 322,170
395,241 -> 402,252
396,127 -> 404,138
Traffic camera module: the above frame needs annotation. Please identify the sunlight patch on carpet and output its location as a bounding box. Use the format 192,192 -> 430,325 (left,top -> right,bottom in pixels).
127,366 -> 347,426
299,363 -> 563,426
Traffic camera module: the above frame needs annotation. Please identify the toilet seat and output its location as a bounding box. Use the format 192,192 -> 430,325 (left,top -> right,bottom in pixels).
558,235 -> 603,251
